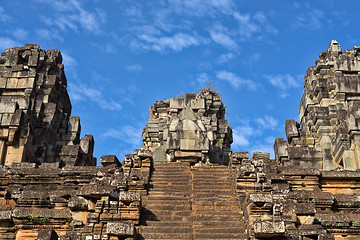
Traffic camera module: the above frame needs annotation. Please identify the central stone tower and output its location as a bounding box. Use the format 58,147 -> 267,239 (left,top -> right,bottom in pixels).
142,87 -> 232,164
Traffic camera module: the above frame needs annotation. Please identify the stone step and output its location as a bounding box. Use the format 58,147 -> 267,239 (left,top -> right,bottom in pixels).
151,184 -> 191,188
191,187 -> 234,191
146,195 -> 190,201
192,205 -> 241,211
150,177 -> 191,182
192,178 -> 233,182
146,221 -> 192,227
142,214 -> 192,222
192,173 -> 230,176
193,199 -> 240,205
194,226 -> 245,234
193,232 -> 248,239
150,187 -> 191,192
143,200 -> 191,206
192,195 -> 236,200
139,232 -> 192,239
192,192 -> 235,198
193,214 -> 243,222
148,210 -> 192,216
192,210 -> 241,216
150,181 -> 192,185
140,226 -> 192,234
193,220 -> 245,227
143,204 -> 191,211
192,177 -> 233,181
148,191 -> 191,196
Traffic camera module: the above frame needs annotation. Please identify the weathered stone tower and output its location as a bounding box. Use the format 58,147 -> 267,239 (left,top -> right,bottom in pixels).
142,88 -> 232,165
275,40 -> 360,170
0,44 -> 95,166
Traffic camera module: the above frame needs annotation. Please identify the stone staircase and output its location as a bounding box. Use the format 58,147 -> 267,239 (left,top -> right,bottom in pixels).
139,162 -> 247,240
139,162 -> 193,239
191,165 -> 247,240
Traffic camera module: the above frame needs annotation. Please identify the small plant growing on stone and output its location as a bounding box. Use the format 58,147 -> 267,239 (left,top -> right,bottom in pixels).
63,217 -> 73,223
27,216 -> 50,224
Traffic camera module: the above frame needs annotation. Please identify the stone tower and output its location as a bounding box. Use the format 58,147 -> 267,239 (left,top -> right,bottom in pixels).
0,44 -> 95,166
142,88 -> 232,164
275,40 -> 360,170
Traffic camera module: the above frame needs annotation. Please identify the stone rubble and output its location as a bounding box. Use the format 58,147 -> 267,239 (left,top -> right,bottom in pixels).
0,42 -> 358,240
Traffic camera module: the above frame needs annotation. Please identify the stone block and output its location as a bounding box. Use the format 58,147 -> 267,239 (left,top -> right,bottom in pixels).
170,98 -> 184,109
68,116 -> 81,132
100,155 -> 121,167
37,229 -> 58,240
285,119 -> 300,143
0,77 -> 6,88
190,98 -> 205,109
106,222 -> 134,237
254,221 -> 285,237
80,135 -> 94,156
119,191 -> 140,203
0,102 -> 18,114
0,210 -> 12,221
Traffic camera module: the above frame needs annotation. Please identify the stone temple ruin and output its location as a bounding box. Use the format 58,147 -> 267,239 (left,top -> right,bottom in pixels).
0,41 -> 359,240
142,89 -> 232,165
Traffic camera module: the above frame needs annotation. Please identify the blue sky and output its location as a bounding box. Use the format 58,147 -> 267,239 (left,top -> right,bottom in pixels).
0,0 -> 358,163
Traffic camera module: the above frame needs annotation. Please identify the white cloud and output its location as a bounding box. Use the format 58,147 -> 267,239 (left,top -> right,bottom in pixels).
253,12 -> 279,35
10,28 -> 28,40
232,116 -> 279,158
68,82 -> 122,111
0,37 -> 20,51
255,116 -> 278,130
250,143 -> 275,159
217,52 -> 235,64
38,0 -> 104,34
132,33 -> 202,53
216,70 -> 258,90
210,29 -> 238,49
232,125 -> 256,147
36,28 -> 63,41
91,42 -> 116,54
61,52 -> 78,69
233,11 -> 278,41
168,0 -> 236,17
233,130 -> 250,146
125,64 -> 143,72
293,9 -> 324,30
196,73 -> 211,86
0,7 -> 11,22
264,74 -> 300,98
102,125 -> 142,148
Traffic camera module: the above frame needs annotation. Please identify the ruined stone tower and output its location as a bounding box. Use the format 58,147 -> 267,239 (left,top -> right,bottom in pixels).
275,40 -> 360,170
142,88 -> 232,165
0,44 -> 95,167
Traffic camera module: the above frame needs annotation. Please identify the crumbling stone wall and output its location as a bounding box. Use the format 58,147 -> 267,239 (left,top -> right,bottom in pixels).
275,40 -> 360,170
0,150 -> 152,240
0,44 -> 94,166
231,151 -> 360,240
142,89 -> 232,164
